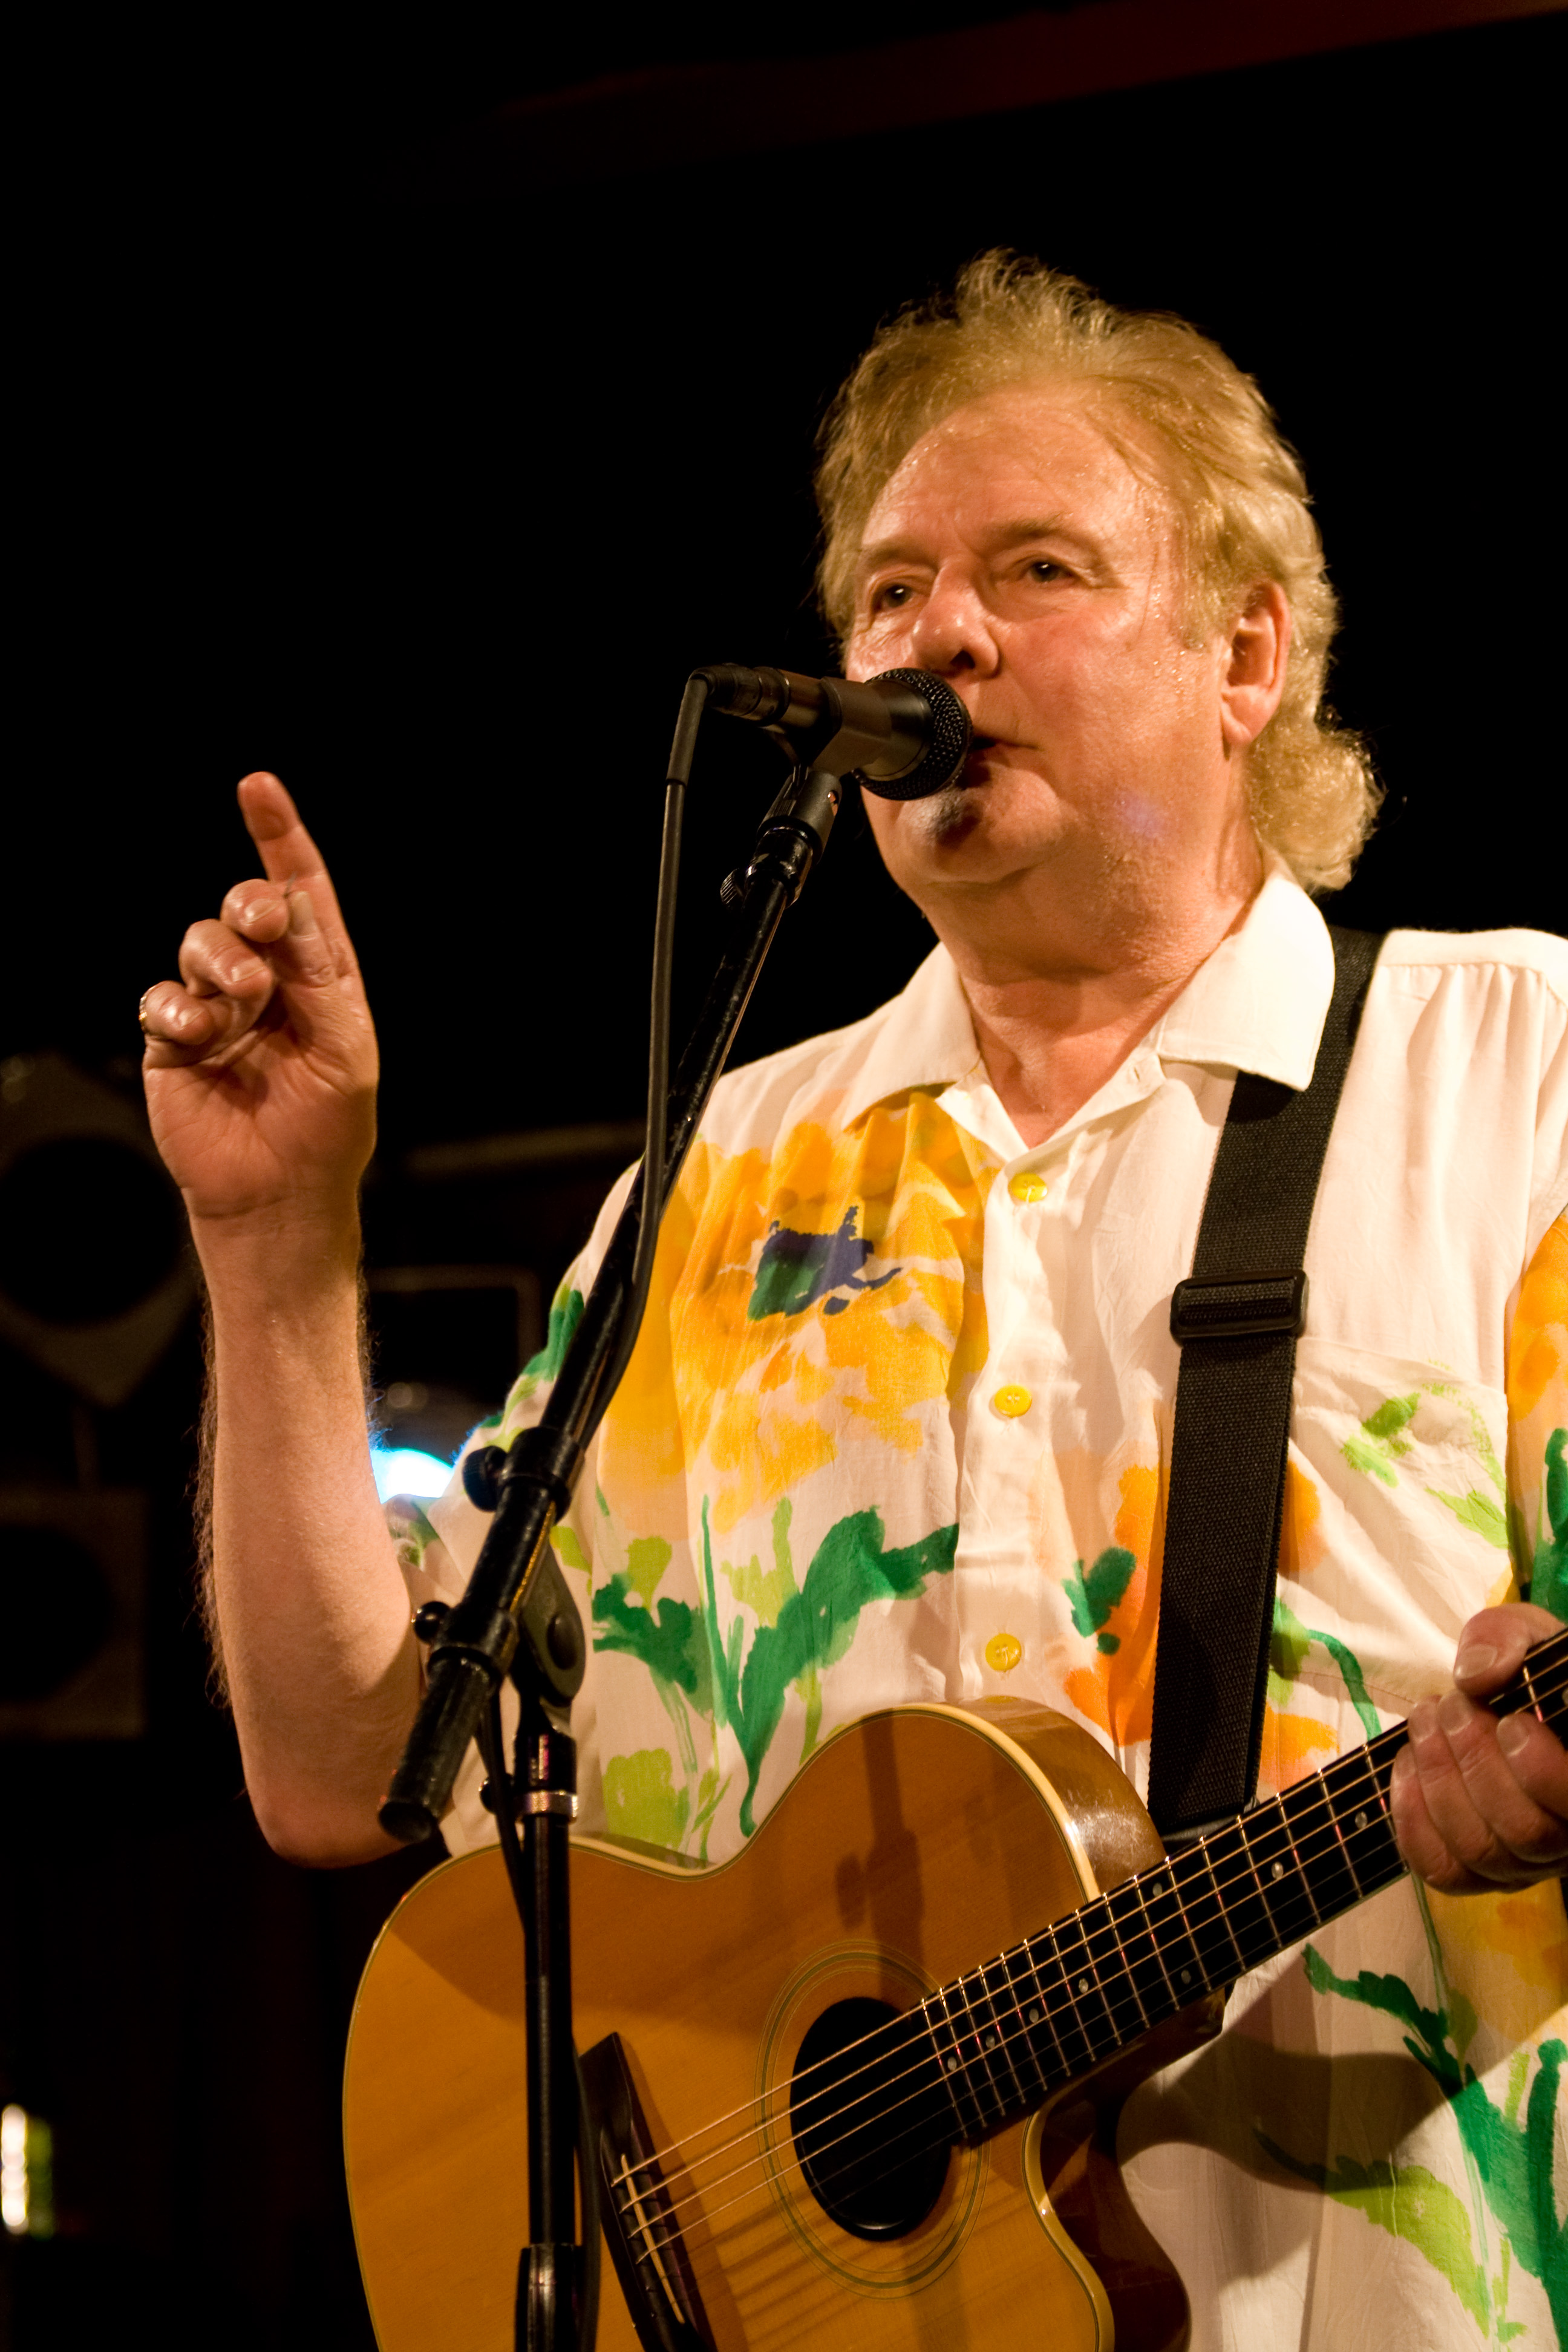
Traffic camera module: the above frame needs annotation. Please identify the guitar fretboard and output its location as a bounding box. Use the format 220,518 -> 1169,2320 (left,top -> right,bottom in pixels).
919,1630 -> 1568,2141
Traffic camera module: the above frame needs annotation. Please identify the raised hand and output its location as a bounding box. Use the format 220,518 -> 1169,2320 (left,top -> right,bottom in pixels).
141,774 -> 378,1226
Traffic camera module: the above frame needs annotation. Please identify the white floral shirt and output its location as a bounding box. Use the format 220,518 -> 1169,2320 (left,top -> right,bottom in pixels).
393,866 -> 1568,2349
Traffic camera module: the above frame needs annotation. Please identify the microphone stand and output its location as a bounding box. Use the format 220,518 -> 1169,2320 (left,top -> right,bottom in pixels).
380,757 -> 845,2352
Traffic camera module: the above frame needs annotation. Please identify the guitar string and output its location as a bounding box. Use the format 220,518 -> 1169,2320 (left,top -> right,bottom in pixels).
608,1655 -> 1568,2267
616,1723 -> 1568,2318
615,1668 -> 1568,2274
607,1642 -> 1568,2208
623,1805 -> 1542,2292
606,1727 -> 1392,2204
621,1702 -> 1568,2288
613,1652 -> 1568,2262
616,1734 -> 1414,2267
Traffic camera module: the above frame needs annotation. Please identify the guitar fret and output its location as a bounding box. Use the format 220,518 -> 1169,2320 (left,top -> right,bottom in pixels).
1016,1938 -> 1071,2087
1285,1775 -> 1362,1918
1077,1904 -> 1138,2042
1136,1868 -> 1209,2002
1333,1756 -> 1403,1898
1329,1801 -> 1365,1900
1278,1806 -> 1321,1921
952,1970 -> 1011,2132
1236,1804 -> 1319,1951
1128,1875 -> 1177,2009
1020,1929 -> 1081,2079
1221,1819 -> 1279,1968
1107,1877 -> 1173,2028
961,1949 -> 1044,2131
1057,1907 -> 1123,2060
1034,1925 -> 1099,2076
981,1954 -> 1033,2111
998,1947 -> 1053,2104
924,1990 -> 985,2141
1177,1837 -> 1247,1984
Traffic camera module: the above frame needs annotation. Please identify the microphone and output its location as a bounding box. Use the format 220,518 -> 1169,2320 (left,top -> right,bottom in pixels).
694,664 -> 972,800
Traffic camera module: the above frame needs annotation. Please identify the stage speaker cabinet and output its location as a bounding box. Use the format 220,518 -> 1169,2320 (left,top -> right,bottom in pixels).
0,1051 -> 194,1406
0,1484 -> 146,1739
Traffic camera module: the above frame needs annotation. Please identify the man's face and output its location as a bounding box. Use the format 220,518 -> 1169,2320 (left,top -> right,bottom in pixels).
845,384 -> 1254,933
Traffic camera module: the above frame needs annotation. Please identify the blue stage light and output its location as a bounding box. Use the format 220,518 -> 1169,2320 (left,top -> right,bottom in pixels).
370,1446 -> 454,1502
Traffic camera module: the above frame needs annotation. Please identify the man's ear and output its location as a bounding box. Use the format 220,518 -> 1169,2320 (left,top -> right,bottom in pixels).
1220,581 -> 1292,751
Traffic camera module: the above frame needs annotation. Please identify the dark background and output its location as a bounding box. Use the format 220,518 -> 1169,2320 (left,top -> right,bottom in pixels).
3,8 -> 1562,2344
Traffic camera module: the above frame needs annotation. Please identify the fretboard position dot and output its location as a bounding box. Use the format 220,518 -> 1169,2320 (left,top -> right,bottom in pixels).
1077,1976 -> 1090,1995
1271,1860 -> 1284,1880
985,2034 -> 996,2050
946,2057 -> 959,2073
1028,2008 -> 1040,2025
1354,1810 -> 1368,1831
1180,1967 -> 1192,1983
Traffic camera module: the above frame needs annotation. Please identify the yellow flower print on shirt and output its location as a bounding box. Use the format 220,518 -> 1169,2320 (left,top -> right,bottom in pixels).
601,1094 -> 995,1538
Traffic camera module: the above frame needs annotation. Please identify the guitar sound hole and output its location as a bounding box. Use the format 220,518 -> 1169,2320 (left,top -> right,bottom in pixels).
791,1996 -> 950,2241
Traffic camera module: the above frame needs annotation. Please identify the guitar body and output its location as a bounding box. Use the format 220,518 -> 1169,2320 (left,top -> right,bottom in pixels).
345,1702 -> 1226,2352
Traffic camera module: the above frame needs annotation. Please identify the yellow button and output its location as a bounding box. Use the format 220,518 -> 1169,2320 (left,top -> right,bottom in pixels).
1008,1170 -> 1048,1204
985,1630 -> 1023,1673
991,1383 -> 1033,1417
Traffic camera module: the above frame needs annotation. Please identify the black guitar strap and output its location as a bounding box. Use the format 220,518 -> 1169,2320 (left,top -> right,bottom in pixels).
1145,926 -> 1384,1842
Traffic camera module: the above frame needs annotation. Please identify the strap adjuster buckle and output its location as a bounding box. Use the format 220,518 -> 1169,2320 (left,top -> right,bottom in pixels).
1169,1269 -> 1308,1343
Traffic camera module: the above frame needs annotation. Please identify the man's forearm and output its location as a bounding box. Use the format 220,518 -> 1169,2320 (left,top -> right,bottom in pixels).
200,1203 -> 420,1865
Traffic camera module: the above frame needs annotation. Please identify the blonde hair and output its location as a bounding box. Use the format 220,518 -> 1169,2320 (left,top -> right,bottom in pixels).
815,253 -> 1377,893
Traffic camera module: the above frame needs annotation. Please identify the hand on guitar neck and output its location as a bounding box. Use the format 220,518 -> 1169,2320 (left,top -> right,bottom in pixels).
1391,1599 -> 1568,1895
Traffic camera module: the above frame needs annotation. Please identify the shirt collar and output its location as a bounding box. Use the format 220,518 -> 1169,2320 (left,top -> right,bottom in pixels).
1146,861 -> 1334,1090
837,942 -> 978,1128
836,860 -> 1336,1129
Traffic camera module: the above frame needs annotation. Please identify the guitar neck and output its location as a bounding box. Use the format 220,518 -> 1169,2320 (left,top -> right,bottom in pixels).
925,1628 -> 1568,2141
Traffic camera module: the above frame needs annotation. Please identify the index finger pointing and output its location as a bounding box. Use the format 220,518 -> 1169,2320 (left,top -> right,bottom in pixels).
235,773 -> 358,970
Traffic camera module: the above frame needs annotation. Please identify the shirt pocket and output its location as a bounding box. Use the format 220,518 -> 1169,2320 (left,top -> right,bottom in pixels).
1283,1335 -> 1515,1716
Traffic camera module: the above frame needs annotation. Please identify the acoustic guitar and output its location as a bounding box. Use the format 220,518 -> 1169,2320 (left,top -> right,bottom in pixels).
344,1629 -> 1566,2351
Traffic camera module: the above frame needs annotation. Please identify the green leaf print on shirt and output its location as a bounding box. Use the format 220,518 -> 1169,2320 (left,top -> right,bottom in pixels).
1342,1393 -> 1421,1485
1342,1383 -> 1518,1563
1525,1427 -> 1568,1613
1062,1547 -> 1136,1656
603,1748 -> 691,1850
1433,1489 -> 1511,1549
590,1501 -> 956,1847
1270,1595 -> 1382,1740
1430,1389 -> 1511,1552
1282,1944 -> 1568,2344
719,1501 -> 798,1628
512,1281 -> 586,1405
719,1500 -> 825,1761
1252,2138 -> 1492,2330
591,1530 -> 726,1859
702,1499 -> 958,1836
593,1567 -> 713,1714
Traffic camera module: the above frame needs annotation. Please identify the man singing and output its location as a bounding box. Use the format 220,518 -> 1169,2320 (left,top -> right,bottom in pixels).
141,256 -> 1567,2347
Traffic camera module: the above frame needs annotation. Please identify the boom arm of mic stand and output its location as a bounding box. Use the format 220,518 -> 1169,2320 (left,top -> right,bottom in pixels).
379,762 -> 843,1845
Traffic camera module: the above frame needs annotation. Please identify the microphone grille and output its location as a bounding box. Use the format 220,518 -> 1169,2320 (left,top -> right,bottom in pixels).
863,670 -> 972,800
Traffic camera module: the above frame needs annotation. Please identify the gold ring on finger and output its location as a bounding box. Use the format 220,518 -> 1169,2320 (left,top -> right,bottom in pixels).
138,987 -> 158,1035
